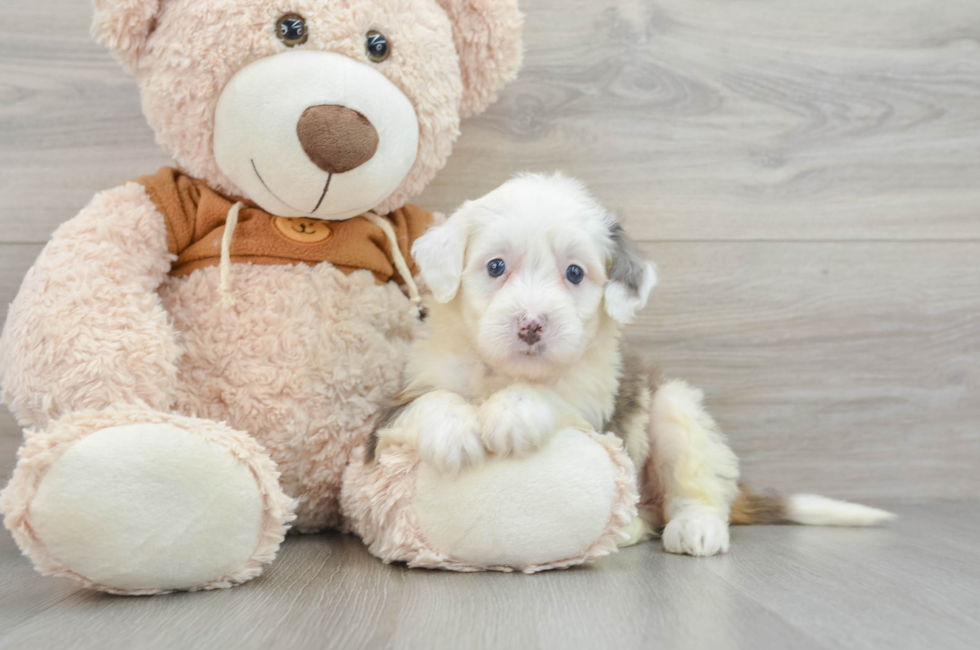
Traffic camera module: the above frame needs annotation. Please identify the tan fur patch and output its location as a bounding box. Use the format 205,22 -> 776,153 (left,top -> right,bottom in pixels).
604,351 -> 661,466
729,484 -> 788,525
365,389 -> 424,461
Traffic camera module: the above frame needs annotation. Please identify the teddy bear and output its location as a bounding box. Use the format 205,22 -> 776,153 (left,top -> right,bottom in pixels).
0,0 -> 639,594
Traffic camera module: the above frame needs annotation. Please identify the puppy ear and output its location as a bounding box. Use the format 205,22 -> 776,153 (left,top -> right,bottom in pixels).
436,0 -> 524,118
604,223 -> 658,324
92,0 -> 161,73
412,212 -> 471,303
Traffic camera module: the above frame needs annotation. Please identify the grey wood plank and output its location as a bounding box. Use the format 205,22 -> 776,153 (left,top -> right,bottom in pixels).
0,409 -> 20,484
2,0 -> 979,243
630,240 -> 980,501
0,245 -> 39,484
421,0 -> 980,240
714,502 -> 980,650
0,1 -> 170,244
0,413 -> 82,633
0,245 -> 42,326
0,531 -> 825,650
0,524 -> 82,635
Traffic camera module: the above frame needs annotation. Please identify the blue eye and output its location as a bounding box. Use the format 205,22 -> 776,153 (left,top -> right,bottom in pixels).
487,259 -> 506,277
566,264 -> 584,284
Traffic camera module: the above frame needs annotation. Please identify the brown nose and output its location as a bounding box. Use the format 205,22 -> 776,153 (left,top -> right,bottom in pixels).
296,105 -> 379,174
518,319 -> 544,345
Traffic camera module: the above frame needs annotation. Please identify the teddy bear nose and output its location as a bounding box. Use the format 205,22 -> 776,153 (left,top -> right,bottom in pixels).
296,105 -> 380,174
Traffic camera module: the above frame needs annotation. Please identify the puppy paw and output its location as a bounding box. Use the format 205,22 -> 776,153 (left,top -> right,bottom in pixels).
479,385 -> 556,456
417,398 -> 485,474
662,511 -> 730,557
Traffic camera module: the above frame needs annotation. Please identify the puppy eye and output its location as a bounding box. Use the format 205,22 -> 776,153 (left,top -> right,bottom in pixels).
566,264 -> 584,284
276,14 -> 308,47
487,259 -> 506,278
366,30 -> 391,62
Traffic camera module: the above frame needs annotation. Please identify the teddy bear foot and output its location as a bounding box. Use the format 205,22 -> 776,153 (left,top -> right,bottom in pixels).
342,428 -> 639,573
0,405 -> 296,594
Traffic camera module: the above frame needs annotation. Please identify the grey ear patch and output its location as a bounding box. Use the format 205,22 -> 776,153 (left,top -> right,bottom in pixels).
609,223 -> 646,297
604,221 -> 657,324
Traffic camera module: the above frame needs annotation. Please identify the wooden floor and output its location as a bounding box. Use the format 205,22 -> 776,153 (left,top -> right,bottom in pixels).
1,0 -> 979,647
0,496 -> 977,650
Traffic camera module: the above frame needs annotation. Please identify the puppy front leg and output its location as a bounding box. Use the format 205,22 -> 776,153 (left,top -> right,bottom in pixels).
649,380 -> 740,557
377,390 -> 485,474
479,384 -> 564,456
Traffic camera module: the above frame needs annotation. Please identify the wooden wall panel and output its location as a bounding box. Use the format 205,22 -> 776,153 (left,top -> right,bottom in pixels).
1,0 -> 978,498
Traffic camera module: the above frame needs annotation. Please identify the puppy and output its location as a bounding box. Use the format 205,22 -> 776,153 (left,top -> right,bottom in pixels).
368,172 -> 894,557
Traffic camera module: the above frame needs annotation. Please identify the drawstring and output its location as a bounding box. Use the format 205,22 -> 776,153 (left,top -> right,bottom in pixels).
219,201 -> 242,308
218,204 -> 421,316
363,211 -> 423,316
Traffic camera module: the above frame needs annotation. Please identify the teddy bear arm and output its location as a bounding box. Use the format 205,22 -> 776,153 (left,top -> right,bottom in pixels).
0,182 -> 180,429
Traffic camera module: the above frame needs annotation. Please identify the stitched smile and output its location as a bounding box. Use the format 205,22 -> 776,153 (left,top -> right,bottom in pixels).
251,159 -> 331,214
311,174 -> 332,213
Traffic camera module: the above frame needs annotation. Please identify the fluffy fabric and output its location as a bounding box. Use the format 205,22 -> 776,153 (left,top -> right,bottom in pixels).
0,405 -> 295,595
0,183 -> 178,429
341,429 -> 636,572
91,0 -> 159,72
2,0 -> 525,592
159,257 -> 419,531
435,0 -> 525,118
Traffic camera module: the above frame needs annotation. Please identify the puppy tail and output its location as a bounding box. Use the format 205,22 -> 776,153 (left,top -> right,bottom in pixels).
730,484 -> 896,527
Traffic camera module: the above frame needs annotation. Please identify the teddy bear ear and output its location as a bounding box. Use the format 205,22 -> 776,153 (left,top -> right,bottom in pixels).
436,0 -> 524,118
92,0 -> 161,73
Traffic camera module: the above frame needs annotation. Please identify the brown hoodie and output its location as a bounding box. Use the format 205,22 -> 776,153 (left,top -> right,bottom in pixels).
136,167 -> 433,285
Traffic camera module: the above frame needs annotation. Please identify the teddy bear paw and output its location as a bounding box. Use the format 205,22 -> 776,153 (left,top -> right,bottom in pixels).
2,411 -> 294,594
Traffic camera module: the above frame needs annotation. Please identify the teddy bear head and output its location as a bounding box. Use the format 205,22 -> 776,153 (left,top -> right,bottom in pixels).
92,0 -> 523,220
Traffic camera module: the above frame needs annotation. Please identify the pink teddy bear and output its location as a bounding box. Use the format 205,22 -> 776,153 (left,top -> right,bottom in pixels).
0,0 -> 637,594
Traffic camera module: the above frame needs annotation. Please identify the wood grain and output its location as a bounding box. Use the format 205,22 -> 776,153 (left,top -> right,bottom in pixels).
1,0 -> 978,242
706,510 -> 980,650
0,245 -> 41,326
631,241 -> 980,500
0,502 -> 978,650
418,0 -> 980,240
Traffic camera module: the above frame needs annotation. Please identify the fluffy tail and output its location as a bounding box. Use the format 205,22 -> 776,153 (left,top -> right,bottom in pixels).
730,484 -> 896,527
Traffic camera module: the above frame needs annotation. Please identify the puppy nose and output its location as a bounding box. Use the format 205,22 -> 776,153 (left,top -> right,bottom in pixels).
296,105 -> 379,174
518,318 -> 544,345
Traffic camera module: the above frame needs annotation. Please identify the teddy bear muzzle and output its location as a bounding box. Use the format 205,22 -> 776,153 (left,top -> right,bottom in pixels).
212,50 -> 420,221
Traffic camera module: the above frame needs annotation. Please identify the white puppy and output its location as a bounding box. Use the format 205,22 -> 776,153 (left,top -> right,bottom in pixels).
368,172 -> 894,557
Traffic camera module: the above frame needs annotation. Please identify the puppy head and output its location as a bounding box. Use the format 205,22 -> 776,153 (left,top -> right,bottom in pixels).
412,173 -> 657,378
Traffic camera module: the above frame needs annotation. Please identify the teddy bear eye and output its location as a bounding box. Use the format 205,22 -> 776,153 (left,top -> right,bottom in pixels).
566,264 -> 584,284
276,14 -> 308,47
365,30 -> 391,62
487,259 -> 506,278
